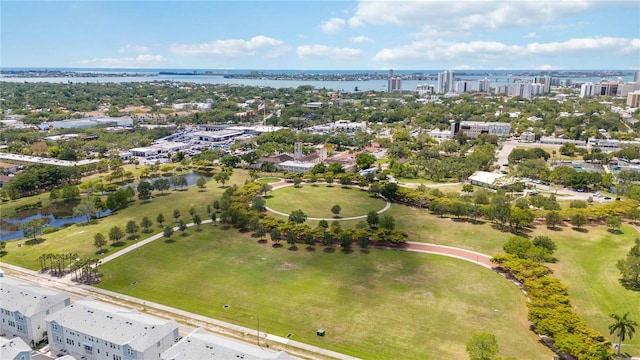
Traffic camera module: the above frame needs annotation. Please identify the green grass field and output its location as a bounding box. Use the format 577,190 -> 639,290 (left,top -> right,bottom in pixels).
256,177 -> 282,184
95,227 -> 550,360
266,185 -> 387,218
1,170 -> 248,270
541,224 -> 640,353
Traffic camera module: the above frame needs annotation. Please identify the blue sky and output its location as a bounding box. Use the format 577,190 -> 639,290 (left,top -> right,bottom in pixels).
1,0 -> 639,70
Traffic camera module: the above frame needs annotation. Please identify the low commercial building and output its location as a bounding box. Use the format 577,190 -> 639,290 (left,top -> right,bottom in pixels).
0,276 -> 71,345
277,161 -> 316,173
468,171 -> 519,189
46,297 -> 180,360
160,328 -> 291,360
450,120 -> 511,138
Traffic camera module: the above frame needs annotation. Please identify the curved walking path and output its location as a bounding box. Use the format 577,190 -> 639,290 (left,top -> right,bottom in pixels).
264,180 -> 391,221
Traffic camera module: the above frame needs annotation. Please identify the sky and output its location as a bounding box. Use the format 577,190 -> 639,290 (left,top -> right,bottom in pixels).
1,0 -> 639,70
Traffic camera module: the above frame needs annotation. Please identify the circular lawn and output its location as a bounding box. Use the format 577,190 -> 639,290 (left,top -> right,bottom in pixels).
266,184 -> 386,219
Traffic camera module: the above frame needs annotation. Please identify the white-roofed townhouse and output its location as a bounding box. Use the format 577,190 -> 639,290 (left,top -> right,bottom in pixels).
45,297 -> 179,360
0,276 -> 71,346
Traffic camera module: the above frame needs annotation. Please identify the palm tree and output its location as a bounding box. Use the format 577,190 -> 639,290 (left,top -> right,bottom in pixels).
608,312 -> 637,356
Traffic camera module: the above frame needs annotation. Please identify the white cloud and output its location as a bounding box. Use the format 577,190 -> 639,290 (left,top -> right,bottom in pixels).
297,45 -> 363,60
264,45 -> 293,59
75,54 -> 166,68
349,35 -> 373,43
373,36 -> 640,63
170,35 -> 284,57
536,64 -> 558,70
350,1 -> 597,35
320,17 -> 346,34
118,44 -> 149,53
524,32 -> 538,39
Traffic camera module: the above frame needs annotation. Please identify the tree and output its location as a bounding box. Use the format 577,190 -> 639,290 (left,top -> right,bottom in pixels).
196,176 -> 207,191
627,208 -> 640,224
545,211 -> 562,229
125,220 -> 140,239
379,214 -> 395,230
617,241 -> 640,290
331,204 -> 342,218
163,226 -> 174,240
571,213 -> 587,230
153,179 -> 170,194
137,181 -> 152,200
93,233 -> 107,252
324,174 -> 334,185
22,218 -> 44,240
288,209 -> 307,224
251,195 -> 267,212
73,200 -> 99,223
140,216 -> 153,232
466,333 -> 498,360
608,312 -> 637,357
108,226 -> 125,244
340,232 -> 353,250
178,220 -> 187,235
270,227 -> 282,247
173,209 -> 181,222
366,210 -> 379,228
503,236 -> 532,259
286,231 -> 297,249
532,236 -> 557,255
49,188 -> 60,202
193,214 -> 202,230
606,215 -> 622,232
210,211 -> 217,225
259,183 -> 272,197
293,176 -> 302,188
156,213 -> 165,227
462,184 -> 474,195
214,172 -> 230,187
355,152 -> 376,170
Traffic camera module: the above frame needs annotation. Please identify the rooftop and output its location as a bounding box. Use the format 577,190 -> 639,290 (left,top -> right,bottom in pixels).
0,276 -> 70,317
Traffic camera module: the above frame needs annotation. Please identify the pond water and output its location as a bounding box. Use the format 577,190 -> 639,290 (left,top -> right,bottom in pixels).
1,209 -> 112,241
0,171 -> 209,241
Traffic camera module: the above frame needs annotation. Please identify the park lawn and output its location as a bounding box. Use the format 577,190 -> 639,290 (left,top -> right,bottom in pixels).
266,185 -> 386,218
255,177 -> 282,184
0,170 -> 249,270
540,224 -> 640,355
95,227 -> 550,360
1,192 -> 58,219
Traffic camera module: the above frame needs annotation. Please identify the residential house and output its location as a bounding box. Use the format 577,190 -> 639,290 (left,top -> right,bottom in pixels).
0,336 -> 32,360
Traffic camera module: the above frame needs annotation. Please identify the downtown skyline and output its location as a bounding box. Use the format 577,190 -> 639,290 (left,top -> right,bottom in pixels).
1,0 -> 639,70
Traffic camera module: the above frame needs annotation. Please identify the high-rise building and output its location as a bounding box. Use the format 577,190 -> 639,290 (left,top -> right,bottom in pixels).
534,76 -> 552,93
478,78 -> 491,93
599,81 -> 619,97
388,76 -> 402,92
437,70 -> 455,93
627,90 -> 640,108
580,82 -> 600,98
455,80 -> 472,93
416,84 -> 434,95
510,82 -> 532,100
635,71 -> 640,83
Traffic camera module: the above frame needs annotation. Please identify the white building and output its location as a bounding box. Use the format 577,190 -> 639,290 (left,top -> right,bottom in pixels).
160,328 -> 291,360
416,84 -> 435,96
333,120 -> 367,133
171,103 -> 211,111
0,276 -> 71,346
478,78 -> 490,93
437,70 -> 455,94
277,161 -> 316,173
580,82 -> 601,98
510,82 -> 533,100
468,171 -> 519,189
454,80 -> 473,94
0,336 -> 32,360
46,297 -> 180,360
387,77 -> 402,92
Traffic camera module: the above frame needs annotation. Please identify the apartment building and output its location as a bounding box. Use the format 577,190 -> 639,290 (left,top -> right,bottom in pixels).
46,297 -> 180,360
0,276 -> 71,346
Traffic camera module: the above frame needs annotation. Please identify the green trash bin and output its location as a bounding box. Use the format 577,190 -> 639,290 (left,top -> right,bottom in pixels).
317,329 -> 326,337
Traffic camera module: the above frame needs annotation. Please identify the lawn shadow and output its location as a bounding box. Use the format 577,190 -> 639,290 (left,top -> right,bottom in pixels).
572,227 -> 589,233
341,248 -> 354,254
323,247 -> 336,253
257,239 -> 268,244
25,238 -> 45,246
288,246 -> 298,251
164,239 -> 176,243
607,229 -> 623,235
547,226 -> 563,232
272,243 -> 283,248
110,241 -> 126,247
95,249 -> 109,255
359,248 -> 370,254
305,246 -> 316,252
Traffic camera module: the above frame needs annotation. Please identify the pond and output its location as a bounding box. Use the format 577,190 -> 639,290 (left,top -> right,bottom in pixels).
1,209 -> 112,241
0,171 -> 209,242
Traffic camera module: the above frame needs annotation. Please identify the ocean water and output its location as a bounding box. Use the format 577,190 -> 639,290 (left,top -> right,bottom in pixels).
0,68 -> 635,92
